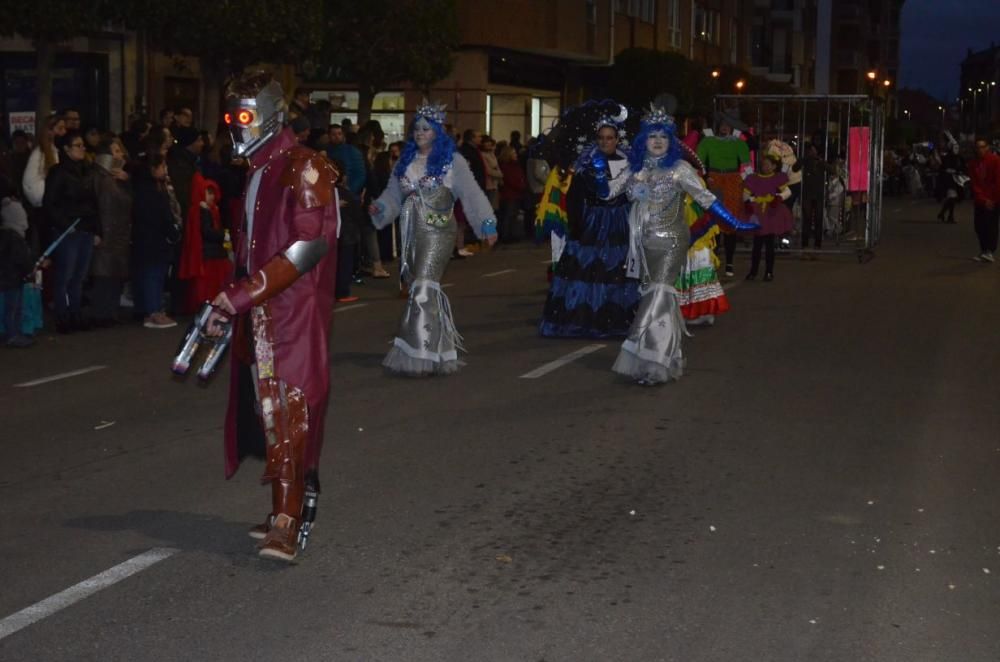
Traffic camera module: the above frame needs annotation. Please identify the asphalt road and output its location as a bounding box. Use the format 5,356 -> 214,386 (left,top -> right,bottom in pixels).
1,198 -> 998,662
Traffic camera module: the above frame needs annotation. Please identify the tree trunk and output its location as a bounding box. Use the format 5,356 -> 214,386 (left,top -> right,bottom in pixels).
200,58 -> 226,133
357,87 -> 376,126
35,39 -> 56,137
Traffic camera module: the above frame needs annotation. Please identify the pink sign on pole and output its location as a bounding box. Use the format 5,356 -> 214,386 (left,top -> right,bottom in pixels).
848,126 -> 870,192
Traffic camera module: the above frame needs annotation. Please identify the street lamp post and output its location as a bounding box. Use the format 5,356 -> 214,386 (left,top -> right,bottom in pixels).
970,87 -> 978,135
989,82 -> 997,131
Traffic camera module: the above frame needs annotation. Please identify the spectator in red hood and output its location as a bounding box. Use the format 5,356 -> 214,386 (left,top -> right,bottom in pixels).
178,173 -> 232,313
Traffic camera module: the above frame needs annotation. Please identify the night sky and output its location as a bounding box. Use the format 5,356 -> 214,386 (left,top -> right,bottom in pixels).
899,0 -> 1000,102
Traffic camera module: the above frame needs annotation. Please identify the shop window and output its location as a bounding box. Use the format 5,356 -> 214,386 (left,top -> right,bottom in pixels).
311,90 -> 406,143
667,0 -> 682,48
696,7 -> 721,45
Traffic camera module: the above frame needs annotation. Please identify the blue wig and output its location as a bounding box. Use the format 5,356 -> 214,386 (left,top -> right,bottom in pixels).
394,115 -> 456,179
627,122 -> 683,172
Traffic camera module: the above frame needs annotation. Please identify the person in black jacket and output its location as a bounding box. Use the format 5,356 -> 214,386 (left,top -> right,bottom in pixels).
131,154 -> 180,329
936,145 -> 966,224
330,158 -> 362,302
42,130 -> 100,332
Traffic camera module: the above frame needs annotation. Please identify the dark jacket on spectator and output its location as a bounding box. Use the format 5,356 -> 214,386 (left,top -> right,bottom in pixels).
131,169 -> 179,266
198,206 -> 228,259
337,186 -> 362,246
166,144 -> 199,211
91,157 -> 132,279
326,143 -> 366,195
459,143 -> 487,191
42,158 -> 99,236
499,160 -> 526,203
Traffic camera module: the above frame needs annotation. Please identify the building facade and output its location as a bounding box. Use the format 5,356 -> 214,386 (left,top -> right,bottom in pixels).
959,44 -> 1000,136
820,0 -> 903,95
1,0 -> 903,141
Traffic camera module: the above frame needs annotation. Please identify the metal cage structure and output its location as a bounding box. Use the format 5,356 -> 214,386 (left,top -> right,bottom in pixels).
713,95 -> 887,261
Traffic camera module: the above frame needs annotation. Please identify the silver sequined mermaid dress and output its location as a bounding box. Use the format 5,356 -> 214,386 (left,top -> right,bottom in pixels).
371,153 -> 496,376
612,158 -> 718,384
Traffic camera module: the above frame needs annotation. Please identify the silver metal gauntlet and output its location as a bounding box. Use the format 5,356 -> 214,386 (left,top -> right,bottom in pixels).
283,237 -> 329,274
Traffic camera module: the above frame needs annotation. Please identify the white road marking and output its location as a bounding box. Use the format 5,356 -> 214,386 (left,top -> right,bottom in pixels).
520,344 -> 606,379
539,259 -> 554,264
333,303 -> 368,313
13,365 -> 107,388
0,547 -> 179,640
483,269 -> 516,278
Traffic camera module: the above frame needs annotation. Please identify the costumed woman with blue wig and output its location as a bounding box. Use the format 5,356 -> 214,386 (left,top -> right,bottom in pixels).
611,105 -> 757,385
538,100 -> 640,338
369,101 -> 498,376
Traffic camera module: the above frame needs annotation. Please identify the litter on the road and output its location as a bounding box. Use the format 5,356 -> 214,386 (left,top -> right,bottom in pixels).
709,525 -> 717,532
983,568 -> 991,575
877,565 -> 885,570
495,553 -> 513,563
93,421 -> 116,431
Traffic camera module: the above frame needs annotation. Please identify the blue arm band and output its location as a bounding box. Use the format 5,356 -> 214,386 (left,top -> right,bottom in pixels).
709,200 -> 759,231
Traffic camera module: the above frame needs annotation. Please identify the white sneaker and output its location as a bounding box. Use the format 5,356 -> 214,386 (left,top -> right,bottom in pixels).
457,248 -> 474,257
983,252 -> 995,263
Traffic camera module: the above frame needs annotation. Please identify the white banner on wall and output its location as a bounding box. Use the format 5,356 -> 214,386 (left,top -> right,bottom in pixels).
9,111 -> 36,136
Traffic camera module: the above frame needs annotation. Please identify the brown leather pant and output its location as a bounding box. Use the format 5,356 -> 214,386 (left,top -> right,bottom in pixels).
251,303 -> 309,523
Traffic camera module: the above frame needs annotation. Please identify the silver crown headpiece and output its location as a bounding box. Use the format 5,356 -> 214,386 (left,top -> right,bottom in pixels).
642,104 -> 675,128
415,98 -> 447,124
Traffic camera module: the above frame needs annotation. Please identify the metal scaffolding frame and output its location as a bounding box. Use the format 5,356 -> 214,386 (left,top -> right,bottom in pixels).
714,94 -> 886,262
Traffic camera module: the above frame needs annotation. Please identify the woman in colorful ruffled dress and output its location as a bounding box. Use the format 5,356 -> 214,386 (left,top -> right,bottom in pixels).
673,141 -> 730,326
369,101 -> 497,376
612,106 -> 756,385
539,100 -> 640,338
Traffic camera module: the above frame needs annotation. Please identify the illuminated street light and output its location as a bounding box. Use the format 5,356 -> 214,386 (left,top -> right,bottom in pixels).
867,71 -> 877,81
711,70 -> 720,78
735,80 -> 745,90
883,80 -> 891,87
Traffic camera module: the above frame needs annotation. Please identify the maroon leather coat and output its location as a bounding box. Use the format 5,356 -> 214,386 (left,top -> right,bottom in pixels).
222,127 -> 340,478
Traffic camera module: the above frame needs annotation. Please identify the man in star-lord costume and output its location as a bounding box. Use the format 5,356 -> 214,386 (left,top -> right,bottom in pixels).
207,73 -> 340,562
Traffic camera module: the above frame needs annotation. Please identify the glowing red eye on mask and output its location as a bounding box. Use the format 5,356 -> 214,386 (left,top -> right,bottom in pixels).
223,112 -> 232,124
238,110 -> 254,125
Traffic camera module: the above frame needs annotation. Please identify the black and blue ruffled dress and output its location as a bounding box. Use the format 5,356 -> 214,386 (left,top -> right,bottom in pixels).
539,154 -> 640,338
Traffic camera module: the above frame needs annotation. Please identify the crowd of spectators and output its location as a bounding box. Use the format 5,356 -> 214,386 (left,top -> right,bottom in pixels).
0,104 -> 263,346
0,93 -> 554,350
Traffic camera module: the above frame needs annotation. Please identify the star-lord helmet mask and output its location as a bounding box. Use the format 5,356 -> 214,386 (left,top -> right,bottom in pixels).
224,73 -> 287,158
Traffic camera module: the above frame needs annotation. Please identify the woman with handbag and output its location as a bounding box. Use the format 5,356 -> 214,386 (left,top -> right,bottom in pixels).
131,154 -> 180,329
